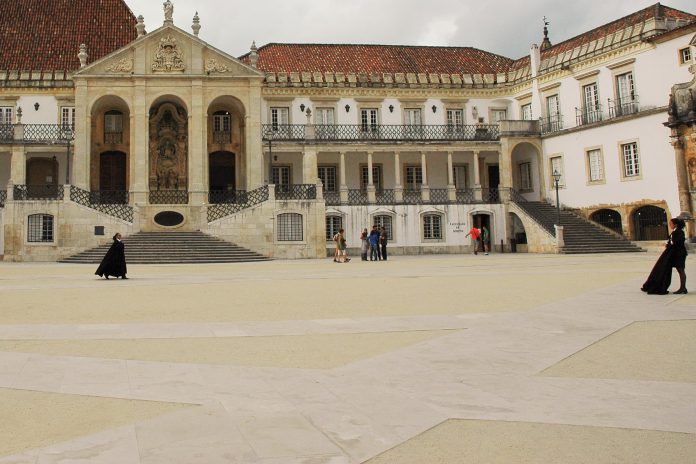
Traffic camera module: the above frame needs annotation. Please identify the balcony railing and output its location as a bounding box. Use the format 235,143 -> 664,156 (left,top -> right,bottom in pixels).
429,188 -> 450,204
0,190 -> 6,207
0,124 -> 13,142
213,130 -> 232,144
324,191 -> 341,206
608,97 -> 640,118
575,105 -> 604,126
149,190 -> 189,204
347,189 -> 368,205
207,185 -> 270,222
262,124 -> 500,142
13,184 -> 64,200
402,189 -> 423,204
0,124 -> 74,144
539,115 -> 564,134
104,131 -> 123,145
89,190 -> 129,204
375,189 -> 395,205
275,184 -> 317,201
70,186 -> 133,222
209,190 -> 247,204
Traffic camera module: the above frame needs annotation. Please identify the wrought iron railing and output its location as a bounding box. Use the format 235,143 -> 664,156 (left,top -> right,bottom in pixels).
347,189 -> 367,205
23,124 -> 74,142
539,115 -> 563,134
207,185 -> 270,222
507,188 -> 555,236
324,191 -> 341,206
608,97 -> 640,118
70,186 -> 134,222
262,124 -> 500,142
13,184 -> 64,200
213,131 -> 232,144
482,188 -> 500,203
104,132 -> 123,145
456,189 -> 475,203
209,190 -> 247,204
428,188 -> 450,204
375,189 -> 395,205
0,124 -> 14,142
149,190 -> 189,204
575,105 -> 603,126
402,189 -> 423,204
0,190 -> 6,207
275,184 -> 317,201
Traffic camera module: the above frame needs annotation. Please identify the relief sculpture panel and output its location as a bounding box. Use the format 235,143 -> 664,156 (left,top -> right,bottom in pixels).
149,102 -> 188,192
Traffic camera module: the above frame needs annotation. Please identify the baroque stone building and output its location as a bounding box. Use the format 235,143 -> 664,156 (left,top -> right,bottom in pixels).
0,1 -> 695,261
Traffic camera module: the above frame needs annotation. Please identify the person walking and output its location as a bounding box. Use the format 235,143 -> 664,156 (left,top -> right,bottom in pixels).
95,233 -> 128,279
360,228 -> 369,261
369,225 -> 380,261
336,228 -> 350,262
379,226 -> 388,261
333,229 -> 341,262
465,226 -> 481,255
482,225 -> 490,255
642,217 -> 688,294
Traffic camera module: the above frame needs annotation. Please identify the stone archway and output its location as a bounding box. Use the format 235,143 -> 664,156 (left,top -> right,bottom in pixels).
89,95 -> 131,192
632,205 -> 668,241
509,141 -> 543,201
591,208 -> 623,235
149,101 -> 188,196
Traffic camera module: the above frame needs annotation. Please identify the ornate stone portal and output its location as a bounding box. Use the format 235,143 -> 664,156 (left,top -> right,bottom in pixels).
149,103 -> 188,192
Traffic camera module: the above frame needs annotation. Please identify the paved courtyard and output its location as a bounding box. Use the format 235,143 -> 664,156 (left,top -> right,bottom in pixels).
0,252 -> 694,463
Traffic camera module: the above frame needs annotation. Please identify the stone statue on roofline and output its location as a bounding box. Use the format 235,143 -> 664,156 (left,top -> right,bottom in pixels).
163,0 -> 174,23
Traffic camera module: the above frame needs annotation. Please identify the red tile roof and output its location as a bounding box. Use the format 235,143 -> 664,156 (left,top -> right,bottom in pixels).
241,44 -> 515,75
0,0 -> 137,72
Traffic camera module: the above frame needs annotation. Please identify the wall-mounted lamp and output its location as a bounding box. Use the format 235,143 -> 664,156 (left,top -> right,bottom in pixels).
300,103 -> 305,112
388,104 -> 394,113
431,105 -> 437,113
345,104 -> 350,113
34,102 -> 40,111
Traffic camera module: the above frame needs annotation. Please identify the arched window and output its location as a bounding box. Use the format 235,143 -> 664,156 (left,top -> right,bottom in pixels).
590,209 -> 622,234
373,215 -> 393,240
277,213 -> 303,241
27,214 -> 54,242
325,215 -> 342,241
633,206 -> 668,241
423,214 -> 443,240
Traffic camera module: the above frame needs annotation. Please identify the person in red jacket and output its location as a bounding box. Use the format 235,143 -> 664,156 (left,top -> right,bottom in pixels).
465,226 -> 481,255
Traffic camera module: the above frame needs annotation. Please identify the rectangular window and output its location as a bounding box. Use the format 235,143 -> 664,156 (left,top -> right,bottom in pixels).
317,165 -> 337,193
423,215 -> 442,240
405,165 -> 423,190
0,106 -> 13,125
550,156 -> 564,187
61,107 -> 75,129
521,104 -> 532,121
582,83 -> 601,123
446,109 -> 464,127
270,107 -> 289,131
325,215 -> 342,241
622,142 -> 640,177
547,95 -> 560,119
587,149 -> 604,182
519,162 -> 532,191
213,113 -> 231,132
277,213 -> 303,241
360,108 -> 379,132
360,165 -> 382,191
404,108 -> 422,125
680,47 -> 693,64
373,215 -> 393,241
492,109 -> 507,123
28,214 -> 54,243
315,107 -> 335,125
453,164 -> 468,189
272,165 -> 291,192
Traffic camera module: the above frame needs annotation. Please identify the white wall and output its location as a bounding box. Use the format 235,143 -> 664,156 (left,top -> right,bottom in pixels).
16,96 -> 60,124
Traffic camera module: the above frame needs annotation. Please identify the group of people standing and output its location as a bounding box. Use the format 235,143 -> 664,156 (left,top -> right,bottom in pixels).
361,225 -> 388,261
465,225 -> 490,255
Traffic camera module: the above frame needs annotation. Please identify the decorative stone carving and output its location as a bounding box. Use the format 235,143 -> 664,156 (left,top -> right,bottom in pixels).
152,36 -> 185,72
204,58 -> 231,74
163,0 -> 174,23
78,44 -> 88,68
149,103 -> 188,191
106,57 -> 134,73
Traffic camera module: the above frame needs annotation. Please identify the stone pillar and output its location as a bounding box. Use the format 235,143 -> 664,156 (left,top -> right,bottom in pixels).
10,146 -> 26,185
672,136 -> 691,215
498,143 -> 512,202
339,151 -> 348,203
189,79 -> 206,205
472,150 -> 481,187
420,151 -> 430,202
394,151 -> 403,203
367,151 -> 376,203
447,151 -> 456,202
303,147 -> 318,184
246,86 -> 265,189
555,225 -> 565,253
71,82 -> 90,189
131,81 -> 149,204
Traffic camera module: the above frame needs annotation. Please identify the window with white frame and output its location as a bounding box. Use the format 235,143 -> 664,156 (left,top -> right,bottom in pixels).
521,104 -> 532,121
272,165 -> 291,192
0,106 -> 13,125
587,149 -> 604,182
404,108 -> 422,125
615,72 -> 637,116
423,214 -> 442,240
360,108 -> 379,132
315,107 -> 335,125
27,214 -> 54,243
61,107 -> 75,129
277,213 -> 303,241
550,156 -> 564,187
405,165 -> 423,191
453,164 -> 468,189
547,95 -> 560,119
325,215 -> 342,241
680,47 -> 693,64
373,215 -> 393,241
519,162 -> 532,191
491,109 -> 507,123
446,109 -> 464,127
318,165 -> 337,192
270,107 -> 289,131
622,142 -> 640,178
582,83 -> 601,123
360,165 -> 382,191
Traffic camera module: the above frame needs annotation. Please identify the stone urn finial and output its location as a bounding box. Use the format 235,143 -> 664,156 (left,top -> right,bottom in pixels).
78,44 -> 88,68
192,12 -> 201,36
250,41 -> 259,68
163,0 -> 174,25
136,15 -> 146,37
16,106 -> 22,124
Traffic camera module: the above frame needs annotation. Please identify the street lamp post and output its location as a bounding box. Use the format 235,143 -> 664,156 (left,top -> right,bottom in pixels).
553,169 -> 562,227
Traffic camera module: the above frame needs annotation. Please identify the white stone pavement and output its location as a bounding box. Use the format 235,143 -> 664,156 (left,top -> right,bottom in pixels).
0,254 -> 694,463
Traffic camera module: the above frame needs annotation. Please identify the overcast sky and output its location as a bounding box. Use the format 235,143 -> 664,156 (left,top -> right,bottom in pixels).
124,0 -> 695,59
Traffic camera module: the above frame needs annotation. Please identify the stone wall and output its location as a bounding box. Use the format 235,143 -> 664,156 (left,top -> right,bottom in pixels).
506,203 -> 558,253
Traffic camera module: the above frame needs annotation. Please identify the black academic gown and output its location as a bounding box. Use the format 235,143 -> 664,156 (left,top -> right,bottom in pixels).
95,239 -> 127,278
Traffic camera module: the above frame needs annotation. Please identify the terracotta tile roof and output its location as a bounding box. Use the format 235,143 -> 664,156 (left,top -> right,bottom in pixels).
0,0 -> 137,72
241,44 -> 515,75
512,3 -> 696,70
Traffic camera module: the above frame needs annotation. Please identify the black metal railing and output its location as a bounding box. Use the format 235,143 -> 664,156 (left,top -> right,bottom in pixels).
482,188 -> 500,203
104,132 -> 123,145
324,191 -> 341,206
275,184 -> 317,201
0,190 -> 6,207
149,190 -> 189,204
209,190 -> 247,204
402,189 -> 423,204
262,124 -> 500,142
539,115 -> 563,134
70,186 -> 134,222
375,189 -> 395,205
608,97 -> 640,118
347,189 -> 367,205
0,124 -> 14,142
575,105 -> 603,126
23,124 -> 74,142
456,189 -> 475,203
428,188 -> 450,204
13,184 -> 64,200
207,185 -> 270,222
507,188 -> 555,236
213,131 -> 232,144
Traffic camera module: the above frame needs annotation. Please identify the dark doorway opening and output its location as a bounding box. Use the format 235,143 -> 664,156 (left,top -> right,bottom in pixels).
487,165 -> 500,202
591,209 -> 623,235
209,151 -> 236,203
633,205 -> 668,241
99,151 -> 127,203
473,213 -> 492,253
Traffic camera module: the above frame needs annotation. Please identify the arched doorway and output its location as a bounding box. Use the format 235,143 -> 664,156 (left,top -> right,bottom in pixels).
26,157 -> 58,199
510,142 -> 542,200
207,96 -> 246,190
508,212 -> 527,251
209,151 -> 236,203
473,212 -> 493,252
633,205 -> 668,241
591,209 -> 623,234
99,151 -> 127,203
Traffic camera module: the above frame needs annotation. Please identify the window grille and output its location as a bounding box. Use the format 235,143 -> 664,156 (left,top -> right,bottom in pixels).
325,215 -> 342,241
28,214 -> 54,242
277,213 -> 303,241
622,142 -> 640,177
423,214 -> 442,240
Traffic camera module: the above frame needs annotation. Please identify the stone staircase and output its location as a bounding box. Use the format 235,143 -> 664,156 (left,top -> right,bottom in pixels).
61,231 -> 270,264
514,200 -> 644,254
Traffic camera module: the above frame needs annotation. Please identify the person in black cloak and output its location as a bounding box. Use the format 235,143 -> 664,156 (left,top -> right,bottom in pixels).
95,233 -> 128,280
641,217 -> 687,294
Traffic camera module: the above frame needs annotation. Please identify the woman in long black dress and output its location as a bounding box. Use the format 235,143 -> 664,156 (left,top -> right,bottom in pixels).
95,233 -> 128,279
641,218 -> 687,294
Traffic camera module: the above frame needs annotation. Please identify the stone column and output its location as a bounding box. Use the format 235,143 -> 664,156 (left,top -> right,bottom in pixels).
188,79 -> 206,205
447,150 -> 456,202
394,151 -> 403,203
71,81 -> 90,189
420,151 -> 430,202
672,136 -> 691,215
131,80 -> 149,204
367,151 -> 376,203
10,145 -> 26,184
339,151 -> 348,203
303,147 -> 318,184
497,148 -> 511,202
246,85 -> 264,189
